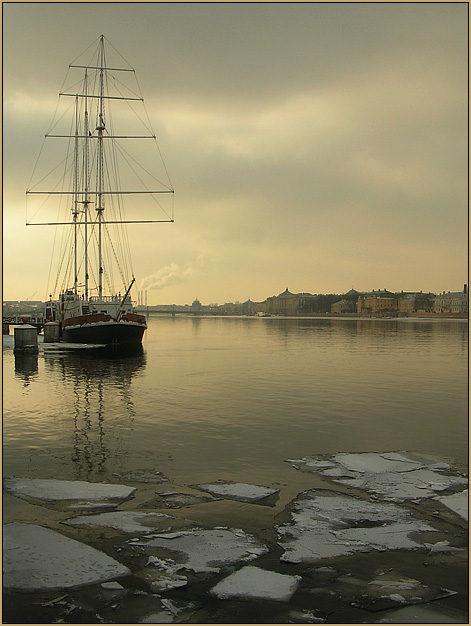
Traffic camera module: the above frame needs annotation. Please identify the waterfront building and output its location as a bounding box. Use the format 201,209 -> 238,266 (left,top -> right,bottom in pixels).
265,289 -> 314,315
397,292 -> 435,314
191,298 -> 203,313
434,288 -> 468,314
331,299 -> 356,314
356,290 -> 397,315
264,289 -> 333,315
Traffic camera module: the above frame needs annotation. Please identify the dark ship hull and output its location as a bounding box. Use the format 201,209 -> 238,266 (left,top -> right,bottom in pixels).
62,313 -> 146,345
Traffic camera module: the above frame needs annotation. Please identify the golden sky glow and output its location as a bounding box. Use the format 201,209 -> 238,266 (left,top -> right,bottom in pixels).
3,2 -> 468,305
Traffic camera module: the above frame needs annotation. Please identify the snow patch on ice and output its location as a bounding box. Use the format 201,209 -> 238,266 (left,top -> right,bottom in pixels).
140,528 -> 268,573
336,468 -> 468,501
376,603 -> 468,623
3,523 -> 130,592
197,482 -> 278,503
138,556 -> 189,591
101,581 -> 125,591
334,451 -> 424,474
435,489 -> 468,521
3,477 -> 136,503
288,452 -> 467,502
210,565 -> 301,602
277,491 -> 440,564
63,511 -> 173,534
158,492 -> 215,508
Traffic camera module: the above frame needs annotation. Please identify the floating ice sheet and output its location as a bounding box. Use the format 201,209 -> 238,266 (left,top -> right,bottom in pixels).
63,511 -> 173,534
329,570 -> 457,612
3,523 -> 130,592
335,468 -> 468,501
435,489 -> 468,521
277,490 -> 440,564
4,477 -> 136,503
139,599 -> 198,624
333,451 -> 425,474
136,556 -> 189,592
158,492 -> 215,508
288,452 -> 468,502
197,482 -> 278,503
210,565 -> 301,602
375,603 -> 469,623
140,528 -> 268,573
101,581 -> 125,591
288,609 -> 327,623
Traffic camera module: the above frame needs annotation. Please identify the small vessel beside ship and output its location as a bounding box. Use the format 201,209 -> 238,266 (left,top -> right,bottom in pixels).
26,35 -> 174,346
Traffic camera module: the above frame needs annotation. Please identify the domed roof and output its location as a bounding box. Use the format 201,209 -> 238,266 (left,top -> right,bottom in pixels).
278,288 -> 294,297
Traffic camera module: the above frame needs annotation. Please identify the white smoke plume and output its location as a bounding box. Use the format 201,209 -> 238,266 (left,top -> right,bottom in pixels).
139,263 -> 194,291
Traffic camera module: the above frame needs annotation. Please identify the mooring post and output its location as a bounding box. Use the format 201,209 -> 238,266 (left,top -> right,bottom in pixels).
13,325 -> 39,354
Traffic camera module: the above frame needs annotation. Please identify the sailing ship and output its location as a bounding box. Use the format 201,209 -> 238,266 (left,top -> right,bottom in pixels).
26,35 -> 174,345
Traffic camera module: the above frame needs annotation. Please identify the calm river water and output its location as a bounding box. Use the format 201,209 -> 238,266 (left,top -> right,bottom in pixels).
3,316 -> 468,486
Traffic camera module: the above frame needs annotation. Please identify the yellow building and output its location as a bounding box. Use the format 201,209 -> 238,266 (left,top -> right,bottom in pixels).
357,290 -> 397,315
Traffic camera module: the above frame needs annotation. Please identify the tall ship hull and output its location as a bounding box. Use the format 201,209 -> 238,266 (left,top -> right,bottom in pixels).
62,320 -> 146,345
26,36 -> 174,348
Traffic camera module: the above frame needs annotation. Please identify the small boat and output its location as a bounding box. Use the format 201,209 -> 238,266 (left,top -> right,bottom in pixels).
27,35 -> 174,345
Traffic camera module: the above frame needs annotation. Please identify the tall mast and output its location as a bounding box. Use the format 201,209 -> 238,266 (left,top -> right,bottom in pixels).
73,95 -> 79,294
96,34 -> 105,300
26,35 -> 176,305
83,69 -> 90,300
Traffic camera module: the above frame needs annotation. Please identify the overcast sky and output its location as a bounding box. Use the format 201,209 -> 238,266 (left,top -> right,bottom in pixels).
3,2 -> 468,305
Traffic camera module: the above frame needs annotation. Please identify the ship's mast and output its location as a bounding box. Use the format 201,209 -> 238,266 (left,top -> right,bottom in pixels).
73,95 -> 79,294
96,34 -> 105,300
26,35 -> 175,303
83,69 -> 90,300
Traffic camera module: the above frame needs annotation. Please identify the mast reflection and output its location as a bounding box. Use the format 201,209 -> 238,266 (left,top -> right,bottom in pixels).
43,347 -> 146,480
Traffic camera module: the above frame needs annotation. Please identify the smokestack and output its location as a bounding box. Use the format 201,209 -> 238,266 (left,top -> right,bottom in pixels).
464,284 -> 467,295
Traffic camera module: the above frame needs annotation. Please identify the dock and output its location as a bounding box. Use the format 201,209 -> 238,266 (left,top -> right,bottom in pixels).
3,315 -> 44,335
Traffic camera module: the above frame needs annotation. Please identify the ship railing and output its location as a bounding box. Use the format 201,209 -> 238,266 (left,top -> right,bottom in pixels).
89,295 -> 128,304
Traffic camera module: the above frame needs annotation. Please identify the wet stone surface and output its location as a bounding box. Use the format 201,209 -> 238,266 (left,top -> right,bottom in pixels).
2,453 -> 468,623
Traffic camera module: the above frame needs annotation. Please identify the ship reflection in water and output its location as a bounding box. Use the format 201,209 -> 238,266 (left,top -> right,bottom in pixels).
41,346 -> 147,480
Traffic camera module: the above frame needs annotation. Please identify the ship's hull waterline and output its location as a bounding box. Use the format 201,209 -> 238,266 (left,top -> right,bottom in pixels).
62,320 -> 146,345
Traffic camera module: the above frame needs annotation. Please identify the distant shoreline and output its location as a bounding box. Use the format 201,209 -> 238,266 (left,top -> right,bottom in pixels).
142,311 -> 468,321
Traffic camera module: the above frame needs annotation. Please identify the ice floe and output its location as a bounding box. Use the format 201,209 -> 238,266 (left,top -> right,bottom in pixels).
288,609 -> 327,623
326,570 -> 457,611
197,482 -> 278,503
3,523 -> 130,592
277,490 -> 442,563
157,492 -> 215,508
138,528 -> 268,573
3,477 -> 136,503
435,488 -> 468,521
138,599 -> 198,624
63,511 -> 173,534
138,556 -> 189,592
101,581 -> 125,591
375,603 -> 469,623
210,565 -> 301,602
288,451 -> 468,502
